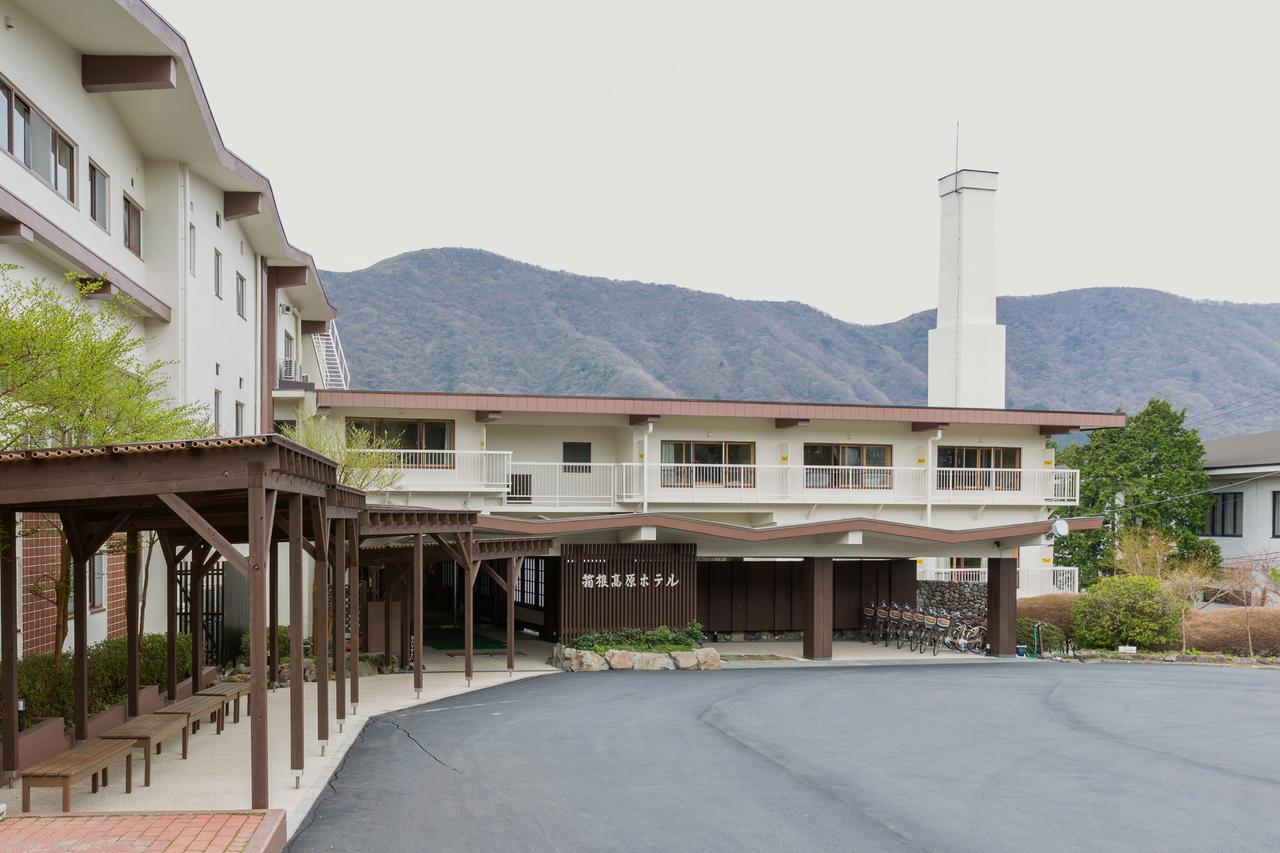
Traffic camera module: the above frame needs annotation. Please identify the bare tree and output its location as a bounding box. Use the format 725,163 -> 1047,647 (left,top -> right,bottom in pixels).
1161,560 -> 1221,653
1218,558 -> 1276,659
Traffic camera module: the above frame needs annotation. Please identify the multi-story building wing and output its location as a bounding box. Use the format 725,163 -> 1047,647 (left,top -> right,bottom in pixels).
1201,430 -> 1280,572
0,0 -> 347,653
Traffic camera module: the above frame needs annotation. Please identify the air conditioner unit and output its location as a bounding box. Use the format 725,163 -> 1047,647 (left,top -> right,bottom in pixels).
300,372 -> 311,385
279,358 -> 297,380
280,304 -> 294,315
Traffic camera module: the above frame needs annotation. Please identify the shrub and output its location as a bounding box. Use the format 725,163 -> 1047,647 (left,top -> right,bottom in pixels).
238,626 -> 290,665
1016,618 -> 1067,654
1072,575 -> 1180,650
569,622 -> 704,654
1018,593 -> 1081,639
1184,608 -> 1280,656
9,633 -> 193,727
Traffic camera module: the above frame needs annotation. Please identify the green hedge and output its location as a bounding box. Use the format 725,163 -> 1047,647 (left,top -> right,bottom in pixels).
1072,575 -> 1180,651
238,626 -> 290,665
569,622 -> 704,654
1017,618 -> 1067,655
13,633 -> 192,727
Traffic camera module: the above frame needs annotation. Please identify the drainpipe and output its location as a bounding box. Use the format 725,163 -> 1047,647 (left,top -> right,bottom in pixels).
925,428 -> 942,527
642,423 -> 653,513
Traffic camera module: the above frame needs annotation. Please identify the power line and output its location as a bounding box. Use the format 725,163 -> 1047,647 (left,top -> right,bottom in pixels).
1099,471 -> 1276,516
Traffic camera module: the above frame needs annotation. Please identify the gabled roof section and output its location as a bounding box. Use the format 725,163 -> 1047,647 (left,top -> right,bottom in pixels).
1203,429 -> 1280,470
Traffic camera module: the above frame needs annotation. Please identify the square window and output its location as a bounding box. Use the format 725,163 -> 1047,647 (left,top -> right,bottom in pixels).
563,442 -> 591,473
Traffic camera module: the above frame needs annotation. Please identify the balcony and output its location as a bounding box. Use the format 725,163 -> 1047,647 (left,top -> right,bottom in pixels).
362,453 -> 1079,507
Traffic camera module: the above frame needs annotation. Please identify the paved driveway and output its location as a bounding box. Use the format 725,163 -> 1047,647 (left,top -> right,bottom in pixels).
290,663 -> 1280,852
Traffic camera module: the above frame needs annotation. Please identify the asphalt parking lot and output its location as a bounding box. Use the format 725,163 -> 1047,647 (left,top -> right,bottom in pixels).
291,662 -> 1280,852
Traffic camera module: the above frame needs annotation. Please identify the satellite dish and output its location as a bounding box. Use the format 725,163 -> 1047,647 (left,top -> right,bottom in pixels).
1050,518 -> 1071,538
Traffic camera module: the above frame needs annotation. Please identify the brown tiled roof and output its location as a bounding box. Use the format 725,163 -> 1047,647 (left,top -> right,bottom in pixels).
0,435 -> 280,463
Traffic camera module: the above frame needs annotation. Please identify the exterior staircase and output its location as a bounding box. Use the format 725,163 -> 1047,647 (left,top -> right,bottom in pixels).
311,322 -> 351,390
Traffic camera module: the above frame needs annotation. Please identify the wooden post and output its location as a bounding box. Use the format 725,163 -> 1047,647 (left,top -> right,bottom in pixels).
506,557 -> 519,675
348,519 -> 360,708
333,519 -> 346,725
2,510 -> 19,782
987,557 -> 1018,656
412,533 -> 423,695
269,543 -> 280,686
162,535 -> 178,701
802,557 -> 833,660
247,472 -> 271,809
464,559 -> 475,684
382,568 -> 392,671
125,530 -> 141,718
190,553 -> 204,694
288,494 -> 305,783
310,499 -> 329,750
72,543 -> 88,741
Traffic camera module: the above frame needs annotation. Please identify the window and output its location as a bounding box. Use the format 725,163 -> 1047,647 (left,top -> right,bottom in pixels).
213,249 -> 222,298
215,211 -> 222,228
235,273 -> 247,318
234,402 -> 245,436
1274,492 -> 1280,539
3,80 -> 75,201
123,197 -> 142,256
660,440 -> 756,487
213,389 -> 221,434
345,418 -> 454,465
937,445 -> 1022,490
188,224 -> 197,275
89,163 -> 109,229
283,331 -> 295,361
90,552 -> 106,610
514,558 -> 546,609
1203,492 -> 1244,538
562,442 -> 591,473
803,444 -> 893,488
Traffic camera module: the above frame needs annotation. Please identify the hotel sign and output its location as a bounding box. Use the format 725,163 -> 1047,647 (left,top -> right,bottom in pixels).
580,572 -> 681,590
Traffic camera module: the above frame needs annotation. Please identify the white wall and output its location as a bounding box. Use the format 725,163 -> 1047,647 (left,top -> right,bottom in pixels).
1205,471 -> 1280,565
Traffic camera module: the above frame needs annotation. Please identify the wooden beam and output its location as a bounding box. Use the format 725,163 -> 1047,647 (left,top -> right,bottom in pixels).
775,418 -> 809,429
269,544 -> 280,686
1040,425 -> 1081,436
628,414 -> 660,425
412,533 -> 423,694
481,563 -> 508,593
506,557 -> 521,674
987,558 -> 1018,656
333,518 -> 346,724
310,497 -> 330,748
223,191 -> 262,221
157,493 -> 250,577
300,320 -> 328,336
267,266 -> 308,288
81,55 -> 176,93
348,519 -> 361,708
0,219 -> 33,244
158,532 -> 178,701
474,411 -> 502,424
802,557 -> 833,661
912,422 -> 949,432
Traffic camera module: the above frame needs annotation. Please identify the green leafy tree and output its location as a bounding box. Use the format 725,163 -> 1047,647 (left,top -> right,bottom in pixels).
280,409 -> 404,492
1,263 -> 211,659
1055,399 -> 1219,587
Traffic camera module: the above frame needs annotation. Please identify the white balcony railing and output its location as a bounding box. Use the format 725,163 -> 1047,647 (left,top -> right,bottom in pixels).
917,566 -> 1080,596
361,454 -> 1080,507
360,449 -> 511,492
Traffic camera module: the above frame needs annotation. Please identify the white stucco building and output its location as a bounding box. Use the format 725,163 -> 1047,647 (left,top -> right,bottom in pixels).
1201,430 -> 1280,571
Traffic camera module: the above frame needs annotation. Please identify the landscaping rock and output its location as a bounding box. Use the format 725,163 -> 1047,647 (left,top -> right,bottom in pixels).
670,651 -> 699,670
694,648 -> 722,670
358,659 -> 378,677
565,648 -> 608,672
550,644 -> 566,670
605,649 -> 634,670
633,652 -> 674,671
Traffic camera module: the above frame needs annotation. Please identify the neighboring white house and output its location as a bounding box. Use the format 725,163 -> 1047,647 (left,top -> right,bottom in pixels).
1201,430 -> 1280,572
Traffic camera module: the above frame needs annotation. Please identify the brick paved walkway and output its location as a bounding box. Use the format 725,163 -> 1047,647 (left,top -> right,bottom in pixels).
0,809 -> 283,851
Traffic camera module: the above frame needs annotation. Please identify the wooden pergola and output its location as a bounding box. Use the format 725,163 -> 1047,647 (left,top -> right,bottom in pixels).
358,508 -> 552,684
0,436 -> 364,809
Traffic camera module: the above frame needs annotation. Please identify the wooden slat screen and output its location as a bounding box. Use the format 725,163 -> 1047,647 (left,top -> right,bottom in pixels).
559,543 -> 697,639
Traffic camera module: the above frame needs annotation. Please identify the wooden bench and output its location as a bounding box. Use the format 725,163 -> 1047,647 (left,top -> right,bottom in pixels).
196,681 -> 253,724
153,693 -> 225,735
99,713 -> 190,787
22,738 -> 134,813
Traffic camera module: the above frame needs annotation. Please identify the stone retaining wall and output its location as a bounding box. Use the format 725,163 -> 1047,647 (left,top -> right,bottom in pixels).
552,645 -> 722,672
917,580 -> 987,620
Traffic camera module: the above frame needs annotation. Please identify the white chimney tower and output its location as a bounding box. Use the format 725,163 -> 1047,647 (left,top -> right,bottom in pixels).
927,169 -> 1006,409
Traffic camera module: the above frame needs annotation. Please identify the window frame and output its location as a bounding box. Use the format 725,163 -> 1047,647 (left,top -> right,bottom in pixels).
234,401 -> 245,437
1203,491 -> 1244,538
562,441 -> 592,474
1,75 -> 77,205
659,440 -> 757,488
235,273 -> 247,319
1273,491 -> 1280,539
344,417 -> 456,466
213,249 -> 223,299
936,445 -> 1023,491
88,161 -> 109,231
123,195 -> 143,257
89,551 -> 106,611
212,389 -> 222,434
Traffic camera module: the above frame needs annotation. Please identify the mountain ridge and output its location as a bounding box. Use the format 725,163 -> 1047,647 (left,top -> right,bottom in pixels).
319,248 -> 1280,437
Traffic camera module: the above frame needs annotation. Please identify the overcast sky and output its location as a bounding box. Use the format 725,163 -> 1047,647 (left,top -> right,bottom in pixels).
151,0 -> 1280,324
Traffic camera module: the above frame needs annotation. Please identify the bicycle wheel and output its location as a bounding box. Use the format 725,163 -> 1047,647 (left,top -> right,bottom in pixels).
969,625 -> 988,654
